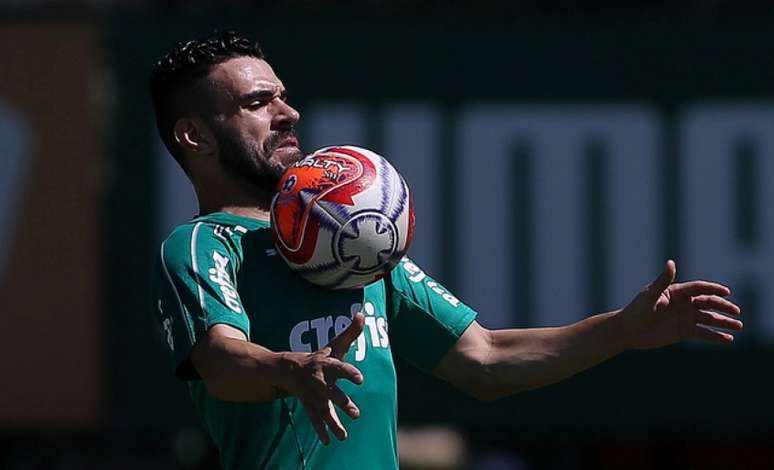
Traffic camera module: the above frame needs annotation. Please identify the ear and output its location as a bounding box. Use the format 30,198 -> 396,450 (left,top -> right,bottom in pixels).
173,117 -> 216,157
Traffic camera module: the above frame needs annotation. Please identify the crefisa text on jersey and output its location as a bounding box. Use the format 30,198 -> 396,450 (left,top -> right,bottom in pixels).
287,258 -> 463,361
289,302 -> 388,362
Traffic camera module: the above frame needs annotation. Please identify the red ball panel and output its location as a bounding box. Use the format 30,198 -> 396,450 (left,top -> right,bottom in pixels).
272,147 -> 377,265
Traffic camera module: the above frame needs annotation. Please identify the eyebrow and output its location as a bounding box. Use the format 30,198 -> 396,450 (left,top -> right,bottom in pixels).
238,88 -> 285,103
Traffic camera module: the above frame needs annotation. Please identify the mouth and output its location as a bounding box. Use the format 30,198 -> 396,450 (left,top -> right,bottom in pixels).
277,136 -> 299,149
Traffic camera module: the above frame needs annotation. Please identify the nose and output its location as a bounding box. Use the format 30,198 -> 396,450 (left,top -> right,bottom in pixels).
272,99 -> 300,129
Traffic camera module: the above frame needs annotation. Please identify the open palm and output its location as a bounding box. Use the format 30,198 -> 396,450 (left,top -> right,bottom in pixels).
622,260 -> 743,350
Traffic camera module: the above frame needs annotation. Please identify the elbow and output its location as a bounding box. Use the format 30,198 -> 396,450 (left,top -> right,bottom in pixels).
440,326 -> 520,401
453,363 -> 505,402
453,330 -> 507,402
468,331 -> 509,401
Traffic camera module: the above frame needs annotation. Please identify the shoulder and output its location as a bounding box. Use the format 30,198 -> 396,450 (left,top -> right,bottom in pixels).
159,218 -> 249,272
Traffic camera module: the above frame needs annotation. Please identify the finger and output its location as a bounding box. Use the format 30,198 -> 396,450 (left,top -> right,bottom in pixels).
328,385 -> 360,420
696,310 -> 744,331
308,371 -> 331,397
645,260 -> 676,302
321,401 -> 348,441
328,313 -> 365,358
692,324 -> 735,344
671,280 -> 731,297
329,360 -> 364,385
319,346 -> 332,356
303,401 -> 331,445
692,295 -> 741,316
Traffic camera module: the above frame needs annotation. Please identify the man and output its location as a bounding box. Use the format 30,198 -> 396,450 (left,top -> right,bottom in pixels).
149,31 -> 742,470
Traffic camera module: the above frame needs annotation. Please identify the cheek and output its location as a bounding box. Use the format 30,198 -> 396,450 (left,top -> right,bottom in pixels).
253,116 -> 273,139
254,111 -> 275,134
233,114 -> 272,142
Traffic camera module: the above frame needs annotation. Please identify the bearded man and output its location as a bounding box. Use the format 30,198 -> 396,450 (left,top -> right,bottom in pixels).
149,31 -> 743,470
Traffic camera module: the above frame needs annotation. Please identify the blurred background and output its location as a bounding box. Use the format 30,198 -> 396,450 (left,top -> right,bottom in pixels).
2,1 -> 774,468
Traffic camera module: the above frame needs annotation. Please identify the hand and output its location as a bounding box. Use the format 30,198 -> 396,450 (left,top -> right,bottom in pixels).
620,260 -> 743,350
279,313 -> 365,445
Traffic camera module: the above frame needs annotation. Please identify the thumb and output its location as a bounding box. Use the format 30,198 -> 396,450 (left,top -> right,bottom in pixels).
645,259 -> 676,302
328,313 -> 365,358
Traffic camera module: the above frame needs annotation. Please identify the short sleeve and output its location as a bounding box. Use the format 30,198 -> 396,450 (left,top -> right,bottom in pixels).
386,258 -> 478,372
152,222 -> 250,380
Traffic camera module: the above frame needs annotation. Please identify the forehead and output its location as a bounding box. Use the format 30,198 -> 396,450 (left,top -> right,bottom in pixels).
208,56 -> 284,98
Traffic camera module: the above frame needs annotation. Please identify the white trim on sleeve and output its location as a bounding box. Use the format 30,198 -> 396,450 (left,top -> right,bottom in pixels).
160,240 -> 195,343
190,222 -> 208,322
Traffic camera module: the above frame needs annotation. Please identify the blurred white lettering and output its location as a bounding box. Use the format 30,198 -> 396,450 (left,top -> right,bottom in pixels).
457,106 -> 659,327
681,105 -> 774,340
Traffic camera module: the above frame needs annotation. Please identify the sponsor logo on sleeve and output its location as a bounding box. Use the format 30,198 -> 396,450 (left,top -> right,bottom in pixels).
213,224 -> 248,239
208,251 -> 243,314
158,300 -> 175,352
400,258 -> 461,308
213,224 -> 232,241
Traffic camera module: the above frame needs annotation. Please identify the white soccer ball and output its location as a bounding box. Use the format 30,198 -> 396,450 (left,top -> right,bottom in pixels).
270,146 -> 415,289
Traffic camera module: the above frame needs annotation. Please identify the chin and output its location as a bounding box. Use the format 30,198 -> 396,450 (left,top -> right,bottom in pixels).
273,146 -> 304,169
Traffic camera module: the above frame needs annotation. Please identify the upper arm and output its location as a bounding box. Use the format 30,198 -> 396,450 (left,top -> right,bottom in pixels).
152,223 -> 251,380
431,320 -> 492,390
387,258 -> 479,372
191,323 -> 248,381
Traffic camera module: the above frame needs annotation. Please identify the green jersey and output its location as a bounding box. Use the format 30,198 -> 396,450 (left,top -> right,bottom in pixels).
151,212 -> 477,470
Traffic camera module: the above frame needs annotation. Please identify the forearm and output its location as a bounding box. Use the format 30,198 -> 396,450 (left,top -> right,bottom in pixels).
439,260 -> 742,401
191,335 -> 292,402
481,311 -> 626,399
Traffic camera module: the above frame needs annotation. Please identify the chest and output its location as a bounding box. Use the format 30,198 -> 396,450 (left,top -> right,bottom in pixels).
236,237 -> 396,393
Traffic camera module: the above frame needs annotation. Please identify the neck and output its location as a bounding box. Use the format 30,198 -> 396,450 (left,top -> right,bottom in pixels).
213,205 -> 271,221
195,175 -> 274,222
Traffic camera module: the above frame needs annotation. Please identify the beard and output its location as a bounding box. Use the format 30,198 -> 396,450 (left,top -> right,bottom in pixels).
212,124 -> 303,192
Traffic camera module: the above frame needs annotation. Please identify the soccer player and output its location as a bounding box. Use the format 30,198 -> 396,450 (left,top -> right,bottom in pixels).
149,31 -> 743,470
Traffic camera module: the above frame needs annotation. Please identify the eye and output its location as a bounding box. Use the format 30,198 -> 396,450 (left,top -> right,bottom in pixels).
246,100 -> 268,110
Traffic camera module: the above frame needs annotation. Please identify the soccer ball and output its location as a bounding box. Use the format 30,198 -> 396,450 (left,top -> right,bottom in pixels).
270,145 -> 414,289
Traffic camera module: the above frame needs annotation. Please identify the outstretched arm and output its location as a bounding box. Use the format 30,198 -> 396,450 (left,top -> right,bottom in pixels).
192,314 -> 366,445
432,260 -> 743,401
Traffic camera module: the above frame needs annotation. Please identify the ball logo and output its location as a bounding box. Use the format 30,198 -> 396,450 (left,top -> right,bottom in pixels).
281,175 -> 297,193
335,212 -> 398,274
271,146 -> 414,290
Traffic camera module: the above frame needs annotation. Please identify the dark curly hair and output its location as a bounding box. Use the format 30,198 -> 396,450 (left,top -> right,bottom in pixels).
149,30 -> 265,171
